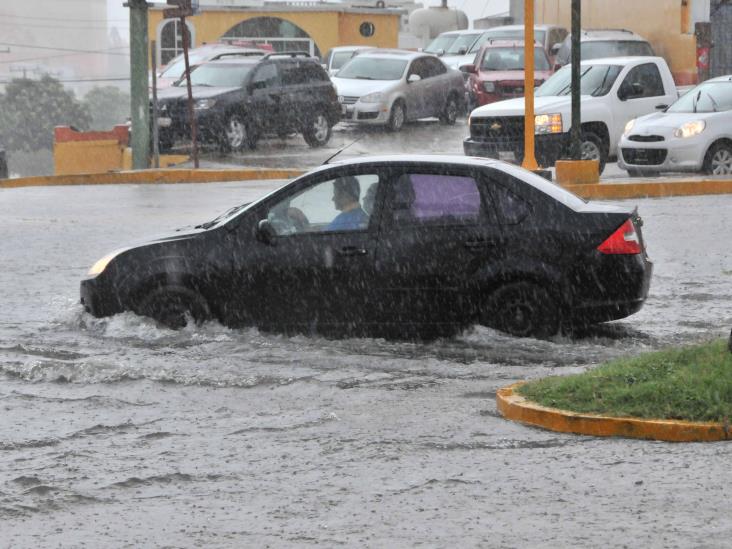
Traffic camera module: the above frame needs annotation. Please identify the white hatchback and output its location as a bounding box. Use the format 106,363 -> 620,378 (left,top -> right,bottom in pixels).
619,76 -> 732,175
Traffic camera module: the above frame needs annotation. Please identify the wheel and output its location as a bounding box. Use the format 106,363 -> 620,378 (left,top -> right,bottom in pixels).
222,114 -> 250,152
137,285 -> 210,330
386,101 -> 406,132
157,132 -> 174,153
703,141 -> 732,175
439,94 -> 459,125
580,131 -> 608,175
302,112 -> 332,147
481,282 -> 560,339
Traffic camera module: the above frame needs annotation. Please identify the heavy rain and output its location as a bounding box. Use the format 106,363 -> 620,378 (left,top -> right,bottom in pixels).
2,0 -> 732,547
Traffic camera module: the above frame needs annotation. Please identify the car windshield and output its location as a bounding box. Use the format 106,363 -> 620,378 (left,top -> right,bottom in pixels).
424,34 -> 459,54
582,40 -> 654,60
480,47 -> 550,71
536,63 -> 622,97
336,57 -> 408,80
473,30 -> 547,53
331,51 -> 357,70
668,81 -> 732,113
161,51 -> 209,78
182,63 -> 253,87
444,33 -> 482,54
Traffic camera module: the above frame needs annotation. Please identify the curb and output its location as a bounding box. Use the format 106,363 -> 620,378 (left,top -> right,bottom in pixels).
565,179 -> 732,200
496,382 -> 732,442
0,168 -> 305,189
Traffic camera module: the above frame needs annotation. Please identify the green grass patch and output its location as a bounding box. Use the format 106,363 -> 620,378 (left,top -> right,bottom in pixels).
518,339 -> 732,423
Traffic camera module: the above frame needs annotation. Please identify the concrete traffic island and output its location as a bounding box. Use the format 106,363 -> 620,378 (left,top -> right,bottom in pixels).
497,383 -> 732,442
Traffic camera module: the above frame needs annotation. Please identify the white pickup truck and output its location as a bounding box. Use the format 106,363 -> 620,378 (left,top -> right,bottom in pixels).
463,56 -> 678,173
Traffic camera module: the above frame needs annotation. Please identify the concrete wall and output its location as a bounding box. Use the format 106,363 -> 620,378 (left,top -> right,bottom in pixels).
535,0 -> 698,85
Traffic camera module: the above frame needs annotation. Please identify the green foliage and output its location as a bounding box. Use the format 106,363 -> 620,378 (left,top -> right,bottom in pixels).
518,339 -> 732,422
83,86 -> 130,131
0,75 -> 91,152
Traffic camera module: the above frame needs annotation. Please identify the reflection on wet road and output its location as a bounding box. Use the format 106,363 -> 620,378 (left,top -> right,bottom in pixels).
1,182 -> 731,546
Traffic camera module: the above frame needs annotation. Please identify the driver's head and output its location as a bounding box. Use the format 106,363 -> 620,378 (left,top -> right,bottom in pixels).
332,176 -> 360,211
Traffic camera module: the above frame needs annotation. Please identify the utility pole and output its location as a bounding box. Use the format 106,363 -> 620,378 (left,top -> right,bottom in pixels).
125,0 -> 150,170
521,0 -> 538,171
569,0 -> 582,160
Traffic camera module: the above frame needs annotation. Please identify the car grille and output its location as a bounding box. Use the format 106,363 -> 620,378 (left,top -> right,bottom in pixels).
622,148 -> 668,166
497,83 -> 525,97
340,96 -> 359,105
357,112 -> 379,120
628,134 -> 665,142
470,116 -> 524,140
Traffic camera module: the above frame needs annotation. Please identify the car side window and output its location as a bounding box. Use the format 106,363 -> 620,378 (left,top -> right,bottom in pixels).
408,58 -> 426,79
487,183 -> 531,225
390,173 -> 482,226
302,62 -> 329,83
265,174 -> 380,235
423,57 -> 447,77
619,63 -> 665,99
251,62 -> 279,91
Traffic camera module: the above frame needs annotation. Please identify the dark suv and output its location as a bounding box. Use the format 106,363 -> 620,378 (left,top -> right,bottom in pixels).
155,52 -> 341,151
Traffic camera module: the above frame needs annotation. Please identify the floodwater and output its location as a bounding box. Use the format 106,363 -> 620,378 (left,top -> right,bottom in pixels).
1,181 -> 731,547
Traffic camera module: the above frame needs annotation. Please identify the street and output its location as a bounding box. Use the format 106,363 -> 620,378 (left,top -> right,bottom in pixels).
1,178 -> 731,547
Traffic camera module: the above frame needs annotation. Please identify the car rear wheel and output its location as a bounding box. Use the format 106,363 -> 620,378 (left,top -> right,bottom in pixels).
703,141 -> 732,175
580,131 -> 607,175
481,282 -> 559,339
387,101 -> 405,132
138,285 -> 210,330
303,112 -> 332,147
439,94 -> 459,125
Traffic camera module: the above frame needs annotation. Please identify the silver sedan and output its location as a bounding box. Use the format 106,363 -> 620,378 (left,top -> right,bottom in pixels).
331,49 -> 466,132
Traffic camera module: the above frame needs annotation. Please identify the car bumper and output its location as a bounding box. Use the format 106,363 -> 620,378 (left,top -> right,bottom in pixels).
618,136 -> 707,173
463,132 -> 569,165
80,276 -> 124,318
339,102 -> 390,125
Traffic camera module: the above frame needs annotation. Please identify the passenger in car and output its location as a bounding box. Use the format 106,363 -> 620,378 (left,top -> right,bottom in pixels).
327,176 -> 369,231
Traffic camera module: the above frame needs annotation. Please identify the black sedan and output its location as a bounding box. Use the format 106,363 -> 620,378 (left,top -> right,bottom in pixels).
80,155 -> 652,339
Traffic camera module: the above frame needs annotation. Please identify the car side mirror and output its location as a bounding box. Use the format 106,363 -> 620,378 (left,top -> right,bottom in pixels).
655,103 -> 669,111
459,64 -> 477,74
256,219 -> 277,245
407,74 -> 422,83
550,43 -> 562,56
436,49 -> 445,57
457,46 -> 468,55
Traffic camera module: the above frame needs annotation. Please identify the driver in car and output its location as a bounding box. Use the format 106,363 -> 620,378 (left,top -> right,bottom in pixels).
327,176 -> 368,231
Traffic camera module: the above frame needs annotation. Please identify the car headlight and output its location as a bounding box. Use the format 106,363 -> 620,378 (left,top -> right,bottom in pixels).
194,98 -> 217,110
674,120 -> 706,139
359,92 -> 383,103
87,250 -> 123,277
483,82 -> 496,93
624,119 -> 636,136
535,113 -> 562,135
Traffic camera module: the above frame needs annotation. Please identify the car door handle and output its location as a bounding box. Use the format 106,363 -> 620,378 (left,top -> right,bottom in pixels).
337,246 -> 368,257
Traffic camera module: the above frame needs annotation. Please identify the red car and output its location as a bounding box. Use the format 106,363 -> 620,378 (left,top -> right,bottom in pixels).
460,40 -> 553,108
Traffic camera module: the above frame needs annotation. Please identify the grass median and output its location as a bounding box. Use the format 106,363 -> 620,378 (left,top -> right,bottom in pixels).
518,339 -> 732,423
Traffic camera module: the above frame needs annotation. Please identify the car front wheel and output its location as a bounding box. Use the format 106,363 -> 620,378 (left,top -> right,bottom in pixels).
387,101 -> 406,132
137,285 -> 210,330
481,282 -> 560,339
703,141 -> 732,175
580,131 -> 608,175
302,112 -> 332,147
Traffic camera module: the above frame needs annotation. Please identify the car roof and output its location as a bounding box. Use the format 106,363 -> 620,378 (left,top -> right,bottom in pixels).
330,45 -> 375,52
705,75 -> 732,83
484,24 -> 560,32
356,49 -> 428,59
206,57 -> 264,66
437,29 -> 485,36
481,39 -> 543,48
573,29 -> 649,41
576,55 -> 663,66
324,154 -> 500,170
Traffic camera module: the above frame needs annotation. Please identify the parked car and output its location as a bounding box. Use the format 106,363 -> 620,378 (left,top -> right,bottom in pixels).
441,24 -> 568,72
552,29 -> 655,70
464,56 -> 678,174
619,75 -> 732,176
424,29 -> 487,68
460,40 -> 553,108
331,50 -> 465,131
155,52 -> 341,151
323,45 -> 375,76
153,43 -> 266,89
80,155 -> 652,339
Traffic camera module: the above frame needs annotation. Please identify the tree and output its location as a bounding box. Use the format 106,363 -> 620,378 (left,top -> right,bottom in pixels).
83,86 -> 131,131
0,75 -> 91,152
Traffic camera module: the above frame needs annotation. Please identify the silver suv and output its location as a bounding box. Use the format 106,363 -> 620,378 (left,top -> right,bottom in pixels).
553,29 -> 655,69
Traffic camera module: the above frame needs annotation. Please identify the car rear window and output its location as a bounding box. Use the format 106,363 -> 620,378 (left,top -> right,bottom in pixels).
496,164 -> 587,210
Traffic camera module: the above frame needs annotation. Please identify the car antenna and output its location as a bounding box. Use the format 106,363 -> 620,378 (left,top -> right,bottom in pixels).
322,136 -> 364,165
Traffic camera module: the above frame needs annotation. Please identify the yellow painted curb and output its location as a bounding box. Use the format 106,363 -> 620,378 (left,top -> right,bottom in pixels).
0,168 -> 305,189
497,382 -> 732,442
555,159 -> 600,185
565,179 -> 732,200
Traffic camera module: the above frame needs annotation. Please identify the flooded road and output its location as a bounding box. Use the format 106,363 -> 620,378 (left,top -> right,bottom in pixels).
1,181 -> 731,547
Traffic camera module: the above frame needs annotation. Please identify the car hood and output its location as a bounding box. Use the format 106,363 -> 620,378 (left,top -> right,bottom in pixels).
443,53 -> 475,70
157,85 -> 241,101
331,77 -> 398,97
478,69 -> 553,82
631,110 -> 722,131
471,95 -> 586,116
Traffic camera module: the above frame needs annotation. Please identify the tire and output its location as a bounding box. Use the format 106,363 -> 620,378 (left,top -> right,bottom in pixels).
222,114 -> 250,152
580,131 -> 608,175
703,141 -> 732,175
302,112 -> 332,147
481,282 -> 560,339
137,285 -> 210,330
386,101 -> 406,132
439,94 -> 459,125
157,132 -> 174,154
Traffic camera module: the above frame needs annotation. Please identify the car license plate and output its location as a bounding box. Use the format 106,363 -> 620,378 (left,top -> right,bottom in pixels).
157,117 -> 172,128
498,151 -> 516,162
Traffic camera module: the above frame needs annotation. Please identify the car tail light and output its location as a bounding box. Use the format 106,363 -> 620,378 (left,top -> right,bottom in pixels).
597,219 -> 642,255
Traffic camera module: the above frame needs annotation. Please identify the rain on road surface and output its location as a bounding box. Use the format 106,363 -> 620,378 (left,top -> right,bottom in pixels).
1,176 -> 732,547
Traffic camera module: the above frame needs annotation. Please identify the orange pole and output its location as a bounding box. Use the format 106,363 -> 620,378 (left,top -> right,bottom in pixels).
522,0 -> 538,170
